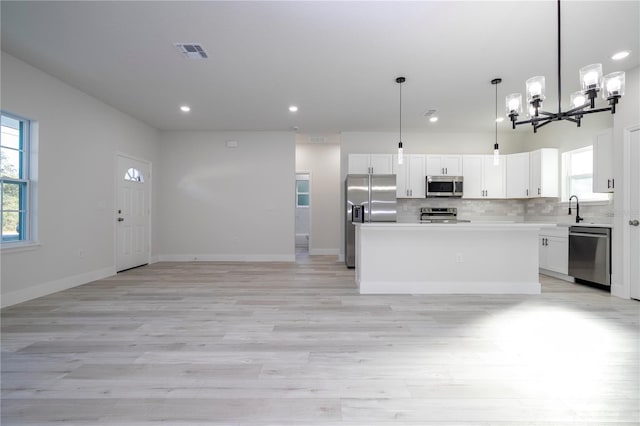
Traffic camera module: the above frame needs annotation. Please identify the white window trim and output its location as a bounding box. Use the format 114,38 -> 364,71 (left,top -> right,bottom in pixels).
560,145 -> 609,203
1,112 -> 37,247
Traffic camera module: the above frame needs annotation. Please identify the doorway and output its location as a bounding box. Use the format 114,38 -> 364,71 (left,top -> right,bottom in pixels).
295,173 -> 310,257
116,154 -> 151,272
625,126 -> 640,300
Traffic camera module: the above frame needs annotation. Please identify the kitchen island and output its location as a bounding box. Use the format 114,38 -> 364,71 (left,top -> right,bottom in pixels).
355,222 -> 555,294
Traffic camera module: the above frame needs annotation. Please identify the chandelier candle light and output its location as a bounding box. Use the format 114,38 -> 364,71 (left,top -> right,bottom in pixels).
396,76 -> 406,165
506,0 -> 625,133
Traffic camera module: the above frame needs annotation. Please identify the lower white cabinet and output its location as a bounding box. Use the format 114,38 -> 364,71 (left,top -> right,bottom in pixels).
539,227 -> 568,275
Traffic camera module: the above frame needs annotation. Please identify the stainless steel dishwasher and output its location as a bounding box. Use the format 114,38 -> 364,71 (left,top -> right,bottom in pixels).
568,226 -> 611,287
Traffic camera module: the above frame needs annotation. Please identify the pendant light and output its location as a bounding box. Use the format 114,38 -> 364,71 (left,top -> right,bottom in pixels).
396,77 -> 406,165
492,78 -> 501,165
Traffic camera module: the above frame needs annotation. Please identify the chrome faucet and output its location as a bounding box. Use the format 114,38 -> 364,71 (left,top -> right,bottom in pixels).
568,195 -> 583,223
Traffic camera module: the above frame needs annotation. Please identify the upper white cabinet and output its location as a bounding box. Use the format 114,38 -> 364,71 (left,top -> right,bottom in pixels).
530,148 -> 559,198
393,154 -> 426,198
593,128 -> 614,193
462,155 -> 506,199
348,154 -> 393,174
425,155 -> 462,176
506,152 -> 531,198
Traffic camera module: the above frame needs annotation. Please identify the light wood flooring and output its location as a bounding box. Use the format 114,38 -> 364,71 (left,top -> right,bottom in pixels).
2,255 -> 639,425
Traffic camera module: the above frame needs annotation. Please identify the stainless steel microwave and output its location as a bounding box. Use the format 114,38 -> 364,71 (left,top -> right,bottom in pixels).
426,176 -> 464,197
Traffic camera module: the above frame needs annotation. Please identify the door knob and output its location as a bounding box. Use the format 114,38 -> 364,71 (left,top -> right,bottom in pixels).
630,220 -> 640,226
117,217 -> 124,222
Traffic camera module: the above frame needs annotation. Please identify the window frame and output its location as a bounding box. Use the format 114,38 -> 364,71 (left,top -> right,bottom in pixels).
296,177 -> 310,208
560,145 -> 609,204
1,111 -> 33,245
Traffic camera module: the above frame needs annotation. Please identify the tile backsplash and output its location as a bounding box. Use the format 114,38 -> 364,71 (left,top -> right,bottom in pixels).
397,196 -> 613,224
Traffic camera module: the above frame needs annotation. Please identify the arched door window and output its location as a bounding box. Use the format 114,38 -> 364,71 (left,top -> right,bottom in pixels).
124,168 -> 144,183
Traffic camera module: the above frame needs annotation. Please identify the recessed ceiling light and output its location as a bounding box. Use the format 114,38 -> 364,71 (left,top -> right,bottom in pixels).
611,51 -> 630,60
429,117 -> 438,123
289,106 -> 298,112
496,117 -> 505,123
180,105 -> 191,113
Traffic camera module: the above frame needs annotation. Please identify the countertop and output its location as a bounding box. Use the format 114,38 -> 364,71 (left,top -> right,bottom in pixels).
556,223 -> 613,228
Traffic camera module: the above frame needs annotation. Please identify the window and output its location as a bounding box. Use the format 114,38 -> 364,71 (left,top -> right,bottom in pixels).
561,146 -> 608,202
125,168 -> 144,183
296,178 -> 309,207
1,112 -> 32,243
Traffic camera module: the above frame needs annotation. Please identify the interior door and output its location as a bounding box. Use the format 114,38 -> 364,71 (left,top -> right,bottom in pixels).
116,155 -> 150,272
629,128 -> 640,299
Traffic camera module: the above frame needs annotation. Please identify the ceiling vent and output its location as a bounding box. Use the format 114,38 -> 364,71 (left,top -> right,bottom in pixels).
309,136 -> 326,144
174,43 -> 208,59
423,108 -> 438,118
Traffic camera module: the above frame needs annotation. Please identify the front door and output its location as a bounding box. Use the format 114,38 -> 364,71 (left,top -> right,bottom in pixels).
628,128 -> 640,300
116,155 -> 150,272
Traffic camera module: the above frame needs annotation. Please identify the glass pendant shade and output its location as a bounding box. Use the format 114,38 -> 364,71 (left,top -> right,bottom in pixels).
603,72 -> 625,99
580,63 -> 602,91
570,91 -> 587,108
397,142 -> 403,165
505,93 -> 523,115
526,76 -> 546,102
493,143 -> 500,166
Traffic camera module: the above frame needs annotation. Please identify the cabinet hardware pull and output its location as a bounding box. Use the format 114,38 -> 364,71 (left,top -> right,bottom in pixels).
630,220 -> 640,227
526,189 -> 529,196
612,179 -> 615,189
607,179 -> 611,189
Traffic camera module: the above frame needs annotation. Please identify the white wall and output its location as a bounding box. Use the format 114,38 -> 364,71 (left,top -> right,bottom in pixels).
296,142 -> 341,255
155,131 -> 295,261
0,52 -> 159,307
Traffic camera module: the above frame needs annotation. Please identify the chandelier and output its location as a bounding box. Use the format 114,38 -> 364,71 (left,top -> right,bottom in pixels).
506,0 -> 625,133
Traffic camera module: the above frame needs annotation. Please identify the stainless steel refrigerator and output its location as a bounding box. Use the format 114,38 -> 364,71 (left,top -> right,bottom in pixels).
345,174 -> 397,268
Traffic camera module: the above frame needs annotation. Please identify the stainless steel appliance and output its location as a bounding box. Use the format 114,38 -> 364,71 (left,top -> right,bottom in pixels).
569,226 -> 611,287
426,176 -> 464,197
420,207 -> 470,223
345,174 -> 397,268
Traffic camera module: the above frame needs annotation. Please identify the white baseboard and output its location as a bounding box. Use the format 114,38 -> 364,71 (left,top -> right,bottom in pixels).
149,255 -> 160,264
308,248 -> 340,256
1,266 -> 116,308
157,254 -> 295,262
358,280 -> 542,295
539,269 -> 575,283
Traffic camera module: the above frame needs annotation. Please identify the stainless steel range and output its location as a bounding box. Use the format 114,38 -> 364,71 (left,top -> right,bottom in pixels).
420,207 -> 469,223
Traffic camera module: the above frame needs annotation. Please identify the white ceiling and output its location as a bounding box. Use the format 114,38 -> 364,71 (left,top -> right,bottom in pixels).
1,1 -> 638,135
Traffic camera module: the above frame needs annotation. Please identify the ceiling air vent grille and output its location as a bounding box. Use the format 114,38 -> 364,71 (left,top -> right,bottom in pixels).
309,136 -> 326,144
174,43 -> 208,59
423,109 -> 438,118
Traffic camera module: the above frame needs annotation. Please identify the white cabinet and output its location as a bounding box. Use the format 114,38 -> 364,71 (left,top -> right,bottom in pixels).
348,154 -> 393,174
462,155 -> 506,199
393,154 -> 426,198
593,128 -> 614,193
425,155 -> 462,176
539,227 -> 568,275
506,152 -> 531,198
530,148 -> 559,198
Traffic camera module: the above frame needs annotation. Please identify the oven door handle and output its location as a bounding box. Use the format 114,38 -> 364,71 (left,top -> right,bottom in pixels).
569,232 -> 608,238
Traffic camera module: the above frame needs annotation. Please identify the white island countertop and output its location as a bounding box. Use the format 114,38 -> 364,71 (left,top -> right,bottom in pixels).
355,222 -> 553,295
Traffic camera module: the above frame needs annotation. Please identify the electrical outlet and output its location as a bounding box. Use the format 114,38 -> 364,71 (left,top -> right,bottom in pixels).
455,253 -> 463,263
78,249 -> 85,258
